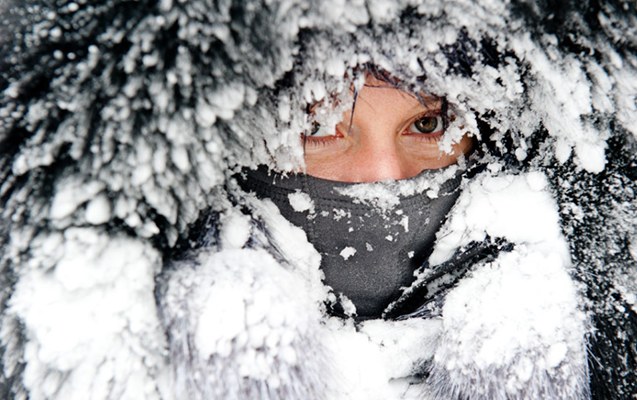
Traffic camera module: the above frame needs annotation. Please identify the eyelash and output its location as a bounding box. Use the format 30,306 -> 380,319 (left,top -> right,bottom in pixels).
302,133 -> 342,147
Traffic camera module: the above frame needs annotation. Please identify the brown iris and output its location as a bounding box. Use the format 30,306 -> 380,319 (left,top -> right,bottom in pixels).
413,116 -> 439,133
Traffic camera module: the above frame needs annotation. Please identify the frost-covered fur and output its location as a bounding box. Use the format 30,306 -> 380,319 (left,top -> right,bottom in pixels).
1,0 -> 636,399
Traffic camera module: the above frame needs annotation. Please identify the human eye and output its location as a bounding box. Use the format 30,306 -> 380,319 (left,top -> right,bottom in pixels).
302,121 -> 344,146
407,114 -> 444,135
308,121 -> 335,137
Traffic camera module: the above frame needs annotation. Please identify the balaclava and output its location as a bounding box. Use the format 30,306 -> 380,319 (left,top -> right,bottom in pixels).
240,165 -> 463,320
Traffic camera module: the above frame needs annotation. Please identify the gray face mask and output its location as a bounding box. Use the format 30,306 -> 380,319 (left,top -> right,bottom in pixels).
239,166 -> 462,320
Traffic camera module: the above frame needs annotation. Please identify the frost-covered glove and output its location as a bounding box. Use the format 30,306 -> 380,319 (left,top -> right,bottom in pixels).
158,201 -> 333,400
413,171 -> 589,400
159,247 -> 330,400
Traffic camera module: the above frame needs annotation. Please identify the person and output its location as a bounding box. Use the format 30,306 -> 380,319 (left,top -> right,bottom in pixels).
202,66 -> 590,399
238,70 -> 478,321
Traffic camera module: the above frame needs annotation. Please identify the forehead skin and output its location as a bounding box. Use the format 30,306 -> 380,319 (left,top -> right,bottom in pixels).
346,75 -> 442,134
359,75 -> 442,112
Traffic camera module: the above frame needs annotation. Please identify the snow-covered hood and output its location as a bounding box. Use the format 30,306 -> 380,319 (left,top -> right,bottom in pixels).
1,0 -> 636,399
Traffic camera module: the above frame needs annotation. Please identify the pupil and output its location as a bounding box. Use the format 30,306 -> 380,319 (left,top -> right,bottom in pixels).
415,117 -> 437,133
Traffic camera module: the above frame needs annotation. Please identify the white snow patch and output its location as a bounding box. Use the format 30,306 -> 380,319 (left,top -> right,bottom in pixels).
335,166 -> 459,211
195,278 -> 247,358
325,57 -> 346,77
399,216 -> 409,233
85,194 -> 111,225
169,246 -> 325,390
323,317 -> 442,399
340,246 -> 357,260
288,191 -> 315,213
219,212 -> 252,249
171,146 -> 190,173
430,171 -> 564,266
244,195 -> 325,301
333,208 -> 349,221
50,179 -> 105,221
10,229 -> 166,399
629,235 -> 637,261
426,169 -> 587,396
338,294 -> 357,317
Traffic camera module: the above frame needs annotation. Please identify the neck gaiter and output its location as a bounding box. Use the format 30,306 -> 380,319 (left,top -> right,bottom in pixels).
239,166 -> 463,320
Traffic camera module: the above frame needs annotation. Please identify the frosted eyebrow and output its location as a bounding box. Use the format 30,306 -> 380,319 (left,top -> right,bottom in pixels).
385,88 -> 442,111
365,82 -> 440,103
404,96 -> 443,115
412,90 -> 443,107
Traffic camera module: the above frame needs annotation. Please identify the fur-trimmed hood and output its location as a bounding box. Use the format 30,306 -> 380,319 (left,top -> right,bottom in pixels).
1,1 -> 636,399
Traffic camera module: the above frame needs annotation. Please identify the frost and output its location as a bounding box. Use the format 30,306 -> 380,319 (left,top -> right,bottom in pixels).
288,191 -> 315,213
85,195 -> 111,225
340,246 -> 356,260
50,179 -> 106,221
1,0 -> 635,398
430,172 -> 564,266
219,212 -> 252,249
336,166 -> 459,211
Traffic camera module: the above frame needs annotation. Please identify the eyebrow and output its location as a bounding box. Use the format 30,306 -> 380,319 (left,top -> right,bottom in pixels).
410,97 -> 443,113
403,93 -> 443,116
363,83 -> 442,107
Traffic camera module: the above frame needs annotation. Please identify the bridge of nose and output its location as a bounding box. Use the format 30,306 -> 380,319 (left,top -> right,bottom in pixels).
350,135 -> 412,182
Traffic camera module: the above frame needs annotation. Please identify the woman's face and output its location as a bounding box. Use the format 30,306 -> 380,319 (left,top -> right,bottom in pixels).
304,75 -> 474,182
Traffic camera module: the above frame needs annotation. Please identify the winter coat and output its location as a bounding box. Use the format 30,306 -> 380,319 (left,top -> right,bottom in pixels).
1,1 -> 635,399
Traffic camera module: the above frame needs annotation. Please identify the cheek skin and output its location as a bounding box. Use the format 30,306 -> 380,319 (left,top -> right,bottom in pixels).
305,156 -> 352,181
304,134 -> 475,182
304,139 -> 358,181
402,134 -> 475,170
